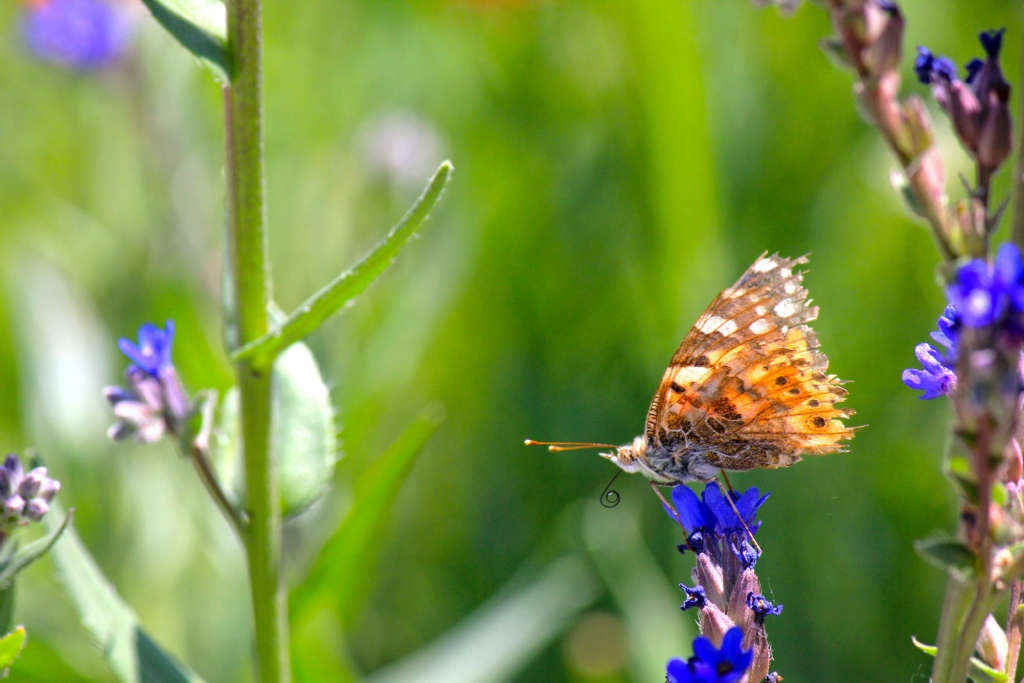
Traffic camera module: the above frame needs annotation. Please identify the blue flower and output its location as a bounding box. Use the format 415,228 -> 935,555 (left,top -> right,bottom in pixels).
106,321 -> 190,441
979,28 -> 1005,60
703,484 -> 768,536
22,0 -> 133,71
118,321 -> 175,378
680,584 -> 706,611
902,343 -> 956,400
746,593 -> 783,625
915,46 -> 957,84
666,628 -> 753,683
947,244 -> 1024,328
668,484 -> 717,533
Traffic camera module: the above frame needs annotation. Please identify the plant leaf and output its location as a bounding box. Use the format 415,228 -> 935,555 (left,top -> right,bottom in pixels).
138,0 -> 229,81
272,342 -> 337,516
911,636 -> 937,657
45,504 -> 206,683
0,626 -> 26,674
363,556 -> 597,683
290,404 -> 443,626
969,656 -> 1009,683
212,341 -> 337,516
915,538 -> 977,575
0,507 -> 72,589
232,161 -> 453,368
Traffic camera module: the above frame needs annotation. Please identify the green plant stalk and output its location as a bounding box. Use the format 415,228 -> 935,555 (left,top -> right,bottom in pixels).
224,0 -> 287,680
931,572 -> 976,683
1012,7 -> 1024,252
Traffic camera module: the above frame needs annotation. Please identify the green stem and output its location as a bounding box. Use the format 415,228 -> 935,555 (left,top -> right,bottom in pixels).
931,572 -> 976,683
224,0 -> 287,680
1011,6 -> 1024,252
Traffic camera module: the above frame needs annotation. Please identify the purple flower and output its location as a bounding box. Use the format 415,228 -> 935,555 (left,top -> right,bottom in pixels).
947,244 -> 1024,328
0,455 -> 59,525
105,321 -> 191,442
22,0 -> 133,71
903,343 -> 956,400
746,593 -> 784,625
915,47 -> 957,84
666,628 -> 753,683
666,483 -> 768,569
680,584 -> 706,611
119,321 -> 175,378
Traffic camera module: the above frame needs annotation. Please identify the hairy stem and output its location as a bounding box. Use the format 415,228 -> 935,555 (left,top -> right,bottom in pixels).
224,0 -> 287,680
1006,581 -> 1023,679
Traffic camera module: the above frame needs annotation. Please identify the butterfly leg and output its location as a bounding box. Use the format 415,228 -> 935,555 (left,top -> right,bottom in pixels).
719,469 -> 736,493
711,479 -> 762,556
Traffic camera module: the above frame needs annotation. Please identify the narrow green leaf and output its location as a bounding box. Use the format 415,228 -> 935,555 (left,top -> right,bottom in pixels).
212,342 -> 337,516
290,405 -> 444,625
45,504 -> 206,683
138,0 -> 229,81
969,656 -> 1009,683
914,538 -> 977,575
911,636 -> 937,657
233,161 -> 453,368
0,508 -> 72,589
0,626 -> 27,673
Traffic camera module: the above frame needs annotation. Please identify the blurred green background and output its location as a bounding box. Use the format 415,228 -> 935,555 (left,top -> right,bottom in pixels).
0,0 -> 1019,681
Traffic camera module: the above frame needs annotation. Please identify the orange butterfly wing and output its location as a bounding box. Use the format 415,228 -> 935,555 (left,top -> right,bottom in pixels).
644,253 -> 854,472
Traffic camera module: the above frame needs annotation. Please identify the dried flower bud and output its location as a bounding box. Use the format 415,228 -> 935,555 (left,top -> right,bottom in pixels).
865,0 -> 903,74
727,568 -> 760,633
977,615 -> 1008,671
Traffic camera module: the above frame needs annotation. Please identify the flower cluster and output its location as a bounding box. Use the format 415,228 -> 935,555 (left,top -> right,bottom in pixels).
22,0 -> 134,72
664,484 -> 780,682
666,627 -> 752,683
915,30 -> 1011,174
903,244 -> 1024,399
0,455 -> 59,530
104,322 -> 191,443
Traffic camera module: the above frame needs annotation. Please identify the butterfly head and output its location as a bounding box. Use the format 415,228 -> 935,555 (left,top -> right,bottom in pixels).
602,436 -> 648,473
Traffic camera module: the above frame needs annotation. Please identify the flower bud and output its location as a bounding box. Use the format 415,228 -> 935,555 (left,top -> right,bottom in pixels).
24,499 -> 49,522
977,87 -> 1011,171
696,553 -> 727,609
17,467 -> 46,499
866,1 -> 903,74
977,614 -> 1008,671
699,603 -> 735,647
727,568 -> 760,632
743,622 -> 772,683
3,496 -> 25,519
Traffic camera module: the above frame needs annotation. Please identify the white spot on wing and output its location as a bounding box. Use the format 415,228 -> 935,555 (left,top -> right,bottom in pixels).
699,316 -> 725,334
727,288 -> 746,299
779,267 -> 791,278
755,306 -> 767,316
774,300 -> 798,318
784,282 -> 797,294
749,319 -> 771,334
752,258 -> 777,273
675,366 -> 711,384
718,320 -> 738,336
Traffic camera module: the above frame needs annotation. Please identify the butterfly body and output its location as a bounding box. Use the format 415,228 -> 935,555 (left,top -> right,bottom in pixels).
600,253 -> 855,484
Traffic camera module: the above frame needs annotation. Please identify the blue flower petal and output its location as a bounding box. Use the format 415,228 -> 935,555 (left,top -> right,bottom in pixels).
671,485 -> 716,533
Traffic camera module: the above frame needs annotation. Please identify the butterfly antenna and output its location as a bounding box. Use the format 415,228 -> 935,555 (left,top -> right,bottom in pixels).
524,439 -> 617,452
649,482 -> 697,553
713,478 -> 762,556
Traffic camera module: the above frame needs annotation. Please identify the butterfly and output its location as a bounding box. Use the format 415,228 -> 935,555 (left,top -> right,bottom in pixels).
528,253 -> 855,485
